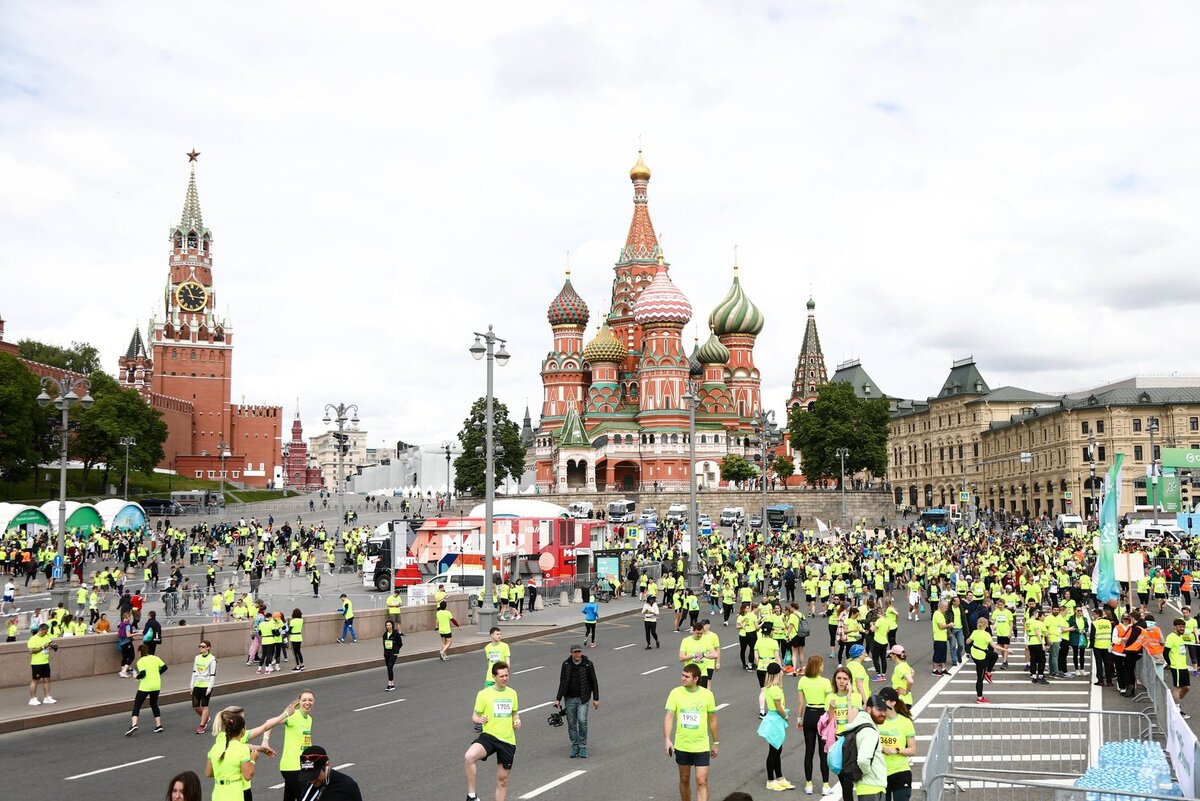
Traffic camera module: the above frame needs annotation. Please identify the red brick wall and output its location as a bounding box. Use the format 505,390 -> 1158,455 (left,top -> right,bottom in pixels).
230,405 -> 283,488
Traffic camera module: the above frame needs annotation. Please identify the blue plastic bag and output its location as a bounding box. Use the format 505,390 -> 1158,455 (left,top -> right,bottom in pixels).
827,735 -> 845,774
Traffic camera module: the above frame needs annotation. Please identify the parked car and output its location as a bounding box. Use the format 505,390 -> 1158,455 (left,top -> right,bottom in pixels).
638,508 -> 658,524
749,514 -> 763,529
142,498 -> 184,516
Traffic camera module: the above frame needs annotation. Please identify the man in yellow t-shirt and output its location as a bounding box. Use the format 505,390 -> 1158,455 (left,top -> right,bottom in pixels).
27,623 -> 57,705
664,664 -> 719,801
466,661 -> 520,800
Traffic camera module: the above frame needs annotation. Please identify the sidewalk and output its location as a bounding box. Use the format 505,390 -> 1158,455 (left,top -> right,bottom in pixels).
0,594 -> 642,734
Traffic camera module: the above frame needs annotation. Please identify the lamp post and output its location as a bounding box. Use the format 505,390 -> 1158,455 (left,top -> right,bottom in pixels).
1087,433 -> 1097,523
836,447 -> 849,530
216,438 -> 231,519
323,402 -> 360,529
752,409 -> 776,542
120,436 -> 137,500
36,375 -> 93,597
470,325 -> 510,633
682,380 -> 700,590
443,440 -> 454,501
1148,417 -> 1160,524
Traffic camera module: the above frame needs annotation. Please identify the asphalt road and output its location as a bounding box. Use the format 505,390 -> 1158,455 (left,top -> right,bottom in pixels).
0,600 -> 942,801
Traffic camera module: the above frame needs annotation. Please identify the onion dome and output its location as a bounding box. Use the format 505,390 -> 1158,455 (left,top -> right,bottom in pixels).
806,296 -> 816,311
582,323 -> 627,364
688,339 -> 704,378
547,272 -> 590,327
633,261 -> 692,326
696,330 -> 731,365
709,265 -> 764,336
630,150 -> 651,181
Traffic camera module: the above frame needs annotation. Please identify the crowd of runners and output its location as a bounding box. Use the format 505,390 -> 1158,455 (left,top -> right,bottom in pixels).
8,508 -> 1200,800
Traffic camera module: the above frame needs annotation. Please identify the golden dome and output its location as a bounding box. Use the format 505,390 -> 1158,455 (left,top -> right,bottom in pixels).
630,150 -> 651,181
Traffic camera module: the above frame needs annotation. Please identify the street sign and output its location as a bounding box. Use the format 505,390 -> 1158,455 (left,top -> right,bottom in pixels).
1161,448 -> 1200,469
959,492 -> 970,503
1063,491 -> 1073,500
52,566 -> 63,580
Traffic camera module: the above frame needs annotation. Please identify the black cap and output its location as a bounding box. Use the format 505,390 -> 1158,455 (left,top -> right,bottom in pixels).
878,687 -> 900,704
297,745 -> 329,784
865,694 -> 887,710
570,643 -> 584,652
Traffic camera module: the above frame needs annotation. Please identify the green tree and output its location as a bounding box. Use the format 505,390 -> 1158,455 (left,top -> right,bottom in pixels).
17,339 -> 101,375
453,397 -> 527,495
772,454 -> 795,481
720,453 -> 758,484
788,381 -> 889,482
72,373 -> 168,493
0,354 -> 42,498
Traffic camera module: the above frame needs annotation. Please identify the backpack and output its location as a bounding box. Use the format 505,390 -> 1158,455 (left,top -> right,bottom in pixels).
797,615 -> 811,639
830,724 -> 873,784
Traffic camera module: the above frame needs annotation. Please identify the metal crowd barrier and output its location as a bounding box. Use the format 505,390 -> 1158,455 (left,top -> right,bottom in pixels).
921,705 -> 1155,801
1137,654 -> 1200,798
923,772 -> 1193,801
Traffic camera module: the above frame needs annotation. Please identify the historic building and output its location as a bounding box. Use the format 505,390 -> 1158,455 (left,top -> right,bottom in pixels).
787,297 -> 827,412
282,407 -> 324,490
530,153 -> 767,493
886,360 -> 1200,519
117,155 -> 283,488
309,426 -> 368,493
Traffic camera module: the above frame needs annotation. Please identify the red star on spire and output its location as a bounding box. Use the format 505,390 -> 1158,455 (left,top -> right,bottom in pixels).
186,149 -> 200,162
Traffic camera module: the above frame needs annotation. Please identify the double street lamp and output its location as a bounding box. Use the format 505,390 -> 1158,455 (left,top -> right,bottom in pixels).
323,403 -> 360,528
682,381 -> 700,590
470,325 -> 510,633
1148,417 -> 1160,524
37,375 -> 93,595
836,447 -> 850,530
443,440 -> 454,500
216,438 -> 231,519
120,436 -> 137,500
752,409 -> 777,542
1087,433 -> 1097,523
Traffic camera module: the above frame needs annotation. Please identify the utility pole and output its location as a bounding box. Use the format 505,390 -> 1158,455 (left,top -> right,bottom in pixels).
120,436 -> 136,500
836,447 -> 849,530
323,403 -> 360,529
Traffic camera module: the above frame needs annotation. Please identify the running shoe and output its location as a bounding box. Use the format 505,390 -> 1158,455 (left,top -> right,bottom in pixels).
984,672 -> 993,684
42,696 -> 56,704
154,726 -> 164,733
28,698 -> 40,706
336,638 -> 345,643
765,779 -> 784,792
873,675 -> 886,682
645,645 -> 652,650
777,779 -> 796,789
196,724 -> 206,735
976,697 -> 990,704
1094,680 -> 1105,686
804,782 -> 814,795
125,725 -> 138,736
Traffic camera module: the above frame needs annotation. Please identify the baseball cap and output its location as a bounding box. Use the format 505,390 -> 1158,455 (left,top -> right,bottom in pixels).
297,745 -> 329,784
848,644 -> 865,659
888,644 -> 906,657
877,687 -> 900,704
570,643 -> 584,652
865,694 -> 887,709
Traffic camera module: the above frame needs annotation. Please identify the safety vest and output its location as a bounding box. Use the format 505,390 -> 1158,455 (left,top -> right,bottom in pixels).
1125,625 -> 1147,653
1144,626 -> 1164,657
1092,618 -> 1112,650
1111,624 -> 1129,655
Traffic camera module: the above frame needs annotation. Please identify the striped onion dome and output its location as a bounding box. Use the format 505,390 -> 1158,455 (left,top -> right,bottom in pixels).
708,266 -> 764,336
547,273 -> 590,327
582,323 -> 627,364
696,330 -> 731,365
633,265 -> 692,326
688,339 -> 704,377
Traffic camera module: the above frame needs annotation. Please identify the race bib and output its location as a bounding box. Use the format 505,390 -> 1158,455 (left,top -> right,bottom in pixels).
834,705 -> 848,722
881,734 -> 899,749
302,730 -> 312,747
492,700 -> 513,718
679,711 -> 701,729
488,651 -> 500,662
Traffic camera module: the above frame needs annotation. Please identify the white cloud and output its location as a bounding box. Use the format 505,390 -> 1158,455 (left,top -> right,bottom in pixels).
2,1 -> 1199,446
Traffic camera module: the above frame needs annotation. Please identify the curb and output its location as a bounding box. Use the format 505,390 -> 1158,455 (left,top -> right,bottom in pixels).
0,606 -> 639,734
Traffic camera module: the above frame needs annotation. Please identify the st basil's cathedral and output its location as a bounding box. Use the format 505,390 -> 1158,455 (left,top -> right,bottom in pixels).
530,153 -> 768,493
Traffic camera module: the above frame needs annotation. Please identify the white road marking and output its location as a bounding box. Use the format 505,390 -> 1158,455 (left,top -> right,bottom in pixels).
519,769 -> 587,799
352,698 -> 406,712
921,702 -> 1090,709
269,762 -> 356,788
641,665 -> 668,675
936,689 -> 1084,695
523,700 -> 558,712
614,643 -> 637,650
715,702 -> 730,711
66,756 -> 164,781
721,643 -> 738,650
512,665 -> 544,674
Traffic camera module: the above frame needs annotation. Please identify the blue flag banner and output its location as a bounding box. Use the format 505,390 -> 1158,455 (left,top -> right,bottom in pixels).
1095,453 -> 1125,605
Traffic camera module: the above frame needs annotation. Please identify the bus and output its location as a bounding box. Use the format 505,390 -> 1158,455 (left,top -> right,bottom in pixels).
607,499 -> 636,523
918,508 -> 950,532
766,504 -> 794,531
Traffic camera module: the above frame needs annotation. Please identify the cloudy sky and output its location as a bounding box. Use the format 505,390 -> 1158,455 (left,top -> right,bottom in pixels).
3,2 -> 1199,448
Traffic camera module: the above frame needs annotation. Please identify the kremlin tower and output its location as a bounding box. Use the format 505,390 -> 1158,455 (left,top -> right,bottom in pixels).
531,153 -> 767,493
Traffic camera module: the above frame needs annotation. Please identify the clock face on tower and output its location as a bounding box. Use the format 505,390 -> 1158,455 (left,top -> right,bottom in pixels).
176,281 -> 208,312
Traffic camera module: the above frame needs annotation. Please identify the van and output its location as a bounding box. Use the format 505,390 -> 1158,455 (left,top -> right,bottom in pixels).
427,568 -> 487,595
568,502 -> 594,520
720,507 -> 745,526
142,498 -> 183,516
1122,521 -> 1187,542
666,504 -> 688,522
1056,514 -> 1085,535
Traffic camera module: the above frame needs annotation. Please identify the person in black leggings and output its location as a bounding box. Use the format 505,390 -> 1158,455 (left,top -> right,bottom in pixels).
642,597 -> 660,649
797,655 -> 831,793
737,603 -> 758,669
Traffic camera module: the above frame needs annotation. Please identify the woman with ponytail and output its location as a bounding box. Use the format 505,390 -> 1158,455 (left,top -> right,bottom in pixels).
876,686 -> 917,801
205,710 -> 255,801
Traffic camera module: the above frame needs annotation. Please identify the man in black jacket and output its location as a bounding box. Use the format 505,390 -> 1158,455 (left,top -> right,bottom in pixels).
555,643 -> 600,758
297,745 -> 363,801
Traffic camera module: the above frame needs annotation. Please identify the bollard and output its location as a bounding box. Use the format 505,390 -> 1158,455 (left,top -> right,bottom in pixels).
560,588 -> 571,606
572,588 -> 583,604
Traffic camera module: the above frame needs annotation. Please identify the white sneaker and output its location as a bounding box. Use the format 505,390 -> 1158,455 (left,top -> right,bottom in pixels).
42,696 -> 56,704
28,698 -> 40,706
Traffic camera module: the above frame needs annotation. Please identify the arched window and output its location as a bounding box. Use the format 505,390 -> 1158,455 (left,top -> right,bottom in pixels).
713,435 -> 720,444
700,435 -> 707,444
648,434 -> 655,445
187,231 -> 198,248
173,233 -> 182,249
202,235 -> 211,254
671,434 -> 679,444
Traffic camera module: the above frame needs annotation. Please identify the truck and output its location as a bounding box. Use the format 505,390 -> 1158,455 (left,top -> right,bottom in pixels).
720,507 -> 745,526
766,503 -> 795,531
568,501 -> 594,519
170,490 -> 223,511
607,499 -> 636,523
362,519 -> 424,591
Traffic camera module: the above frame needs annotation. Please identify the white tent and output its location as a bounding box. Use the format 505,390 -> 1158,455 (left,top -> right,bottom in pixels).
467,498 -> 569,518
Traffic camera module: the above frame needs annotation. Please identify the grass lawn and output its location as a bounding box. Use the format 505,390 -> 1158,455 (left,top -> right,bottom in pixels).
2,468 -> 301,505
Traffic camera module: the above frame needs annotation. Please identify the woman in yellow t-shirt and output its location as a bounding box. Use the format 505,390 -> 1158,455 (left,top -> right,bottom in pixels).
128,643 -> 166,735
796,655 -> 833,794
827,665 -> 863,800
206,710 -> 255,801
760,663 -> 794,791
737,603 -> 759,671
